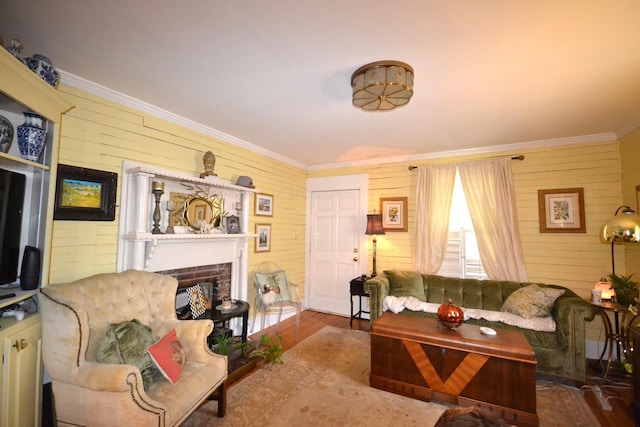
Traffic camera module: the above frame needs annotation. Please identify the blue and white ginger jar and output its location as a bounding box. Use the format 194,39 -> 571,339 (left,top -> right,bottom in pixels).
26,54 -> 59,88
17,112 -> 47,162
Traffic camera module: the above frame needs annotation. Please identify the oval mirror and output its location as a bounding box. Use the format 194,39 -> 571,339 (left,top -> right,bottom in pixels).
183,196 -> 222,231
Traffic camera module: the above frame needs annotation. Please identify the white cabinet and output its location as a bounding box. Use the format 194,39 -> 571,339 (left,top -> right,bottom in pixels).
0,47 -> 73,426
0,310 -> 42,427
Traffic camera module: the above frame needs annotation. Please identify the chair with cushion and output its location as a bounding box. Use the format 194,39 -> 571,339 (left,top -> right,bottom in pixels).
251,261 -> 301,341
39,269 -> 227,427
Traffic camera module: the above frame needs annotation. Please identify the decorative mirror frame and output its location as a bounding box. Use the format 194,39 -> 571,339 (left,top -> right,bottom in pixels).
182,195 -> 224,232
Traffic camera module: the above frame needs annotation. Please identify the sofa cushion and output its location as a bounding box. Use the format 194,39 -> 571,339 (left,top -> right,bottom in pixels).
385,270 -> 426,301
96,319 -> 160,391
148,328 -> 186,384
501,284 -> 565,319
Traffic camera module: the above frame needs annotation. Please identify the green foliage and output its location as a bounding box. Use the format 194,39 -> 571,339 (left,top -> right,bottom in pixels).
609,273 -> 639,307
250,334 -> 284,367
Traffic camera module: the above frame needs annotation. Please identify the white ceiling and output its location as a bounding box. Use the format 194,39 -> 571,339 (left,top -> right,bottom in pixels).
1,1 -> 639,168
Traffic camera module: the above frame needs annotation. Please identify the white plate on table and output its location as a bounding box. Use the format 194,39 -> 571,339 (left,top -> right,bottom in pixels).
215,304 -> 237,312
480,327 -> 497,336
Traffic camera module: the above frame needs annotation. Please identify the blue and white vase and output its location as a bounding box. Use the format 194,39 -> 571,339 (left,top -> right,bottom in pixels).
17,112 -> 47,162
26,54 -> 59,88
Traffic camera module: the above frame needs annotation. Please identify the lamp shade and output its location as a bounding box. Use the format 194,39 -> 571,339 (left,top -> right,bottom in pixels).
601,206 -> 640,243
365,214 -> 385,235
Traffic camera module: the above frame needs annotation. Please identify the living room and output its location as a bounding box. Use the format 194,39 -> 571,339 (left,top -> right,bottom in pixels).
1,1 -> 639,425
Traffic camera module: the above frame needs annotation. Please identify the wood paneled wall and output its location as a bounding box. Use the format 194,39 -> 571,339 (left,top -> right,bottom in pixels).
51,85 -> 307,309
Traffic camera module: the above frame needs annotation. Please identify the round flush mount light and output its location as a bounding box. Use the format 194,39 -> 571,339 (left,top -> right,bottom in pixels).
351,60 -> 414,111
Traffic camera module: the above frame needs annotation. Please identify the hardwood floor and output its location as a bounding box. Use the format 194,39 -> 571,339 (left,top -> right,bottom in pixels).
246,310 -> 634,426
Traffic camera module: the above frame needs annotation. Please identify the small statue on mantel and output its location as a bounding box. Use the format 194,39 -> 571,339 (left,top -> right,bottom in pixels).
200,150 -> 217,178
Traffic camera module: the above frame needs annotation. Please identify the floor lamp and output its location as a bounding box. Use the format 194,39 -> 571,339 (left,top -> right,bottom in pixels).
365,213 -> 385,276
601,205 -> 640,275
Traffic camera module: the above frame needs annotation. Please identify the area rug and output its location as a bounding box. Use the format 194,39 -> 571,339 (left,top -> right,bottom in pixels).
183,326 -> 600,427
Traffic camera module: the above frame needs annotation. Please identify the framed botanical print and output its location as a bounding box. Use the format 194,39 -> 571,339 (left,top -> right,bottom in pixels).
380,197 -> 408,232
538,188 -> 585,233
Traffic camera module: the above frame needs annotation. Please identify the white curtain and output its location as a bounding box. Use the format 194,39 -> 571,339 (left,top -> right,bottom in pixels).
414,164 -> 457,273
457,158 -> 528,282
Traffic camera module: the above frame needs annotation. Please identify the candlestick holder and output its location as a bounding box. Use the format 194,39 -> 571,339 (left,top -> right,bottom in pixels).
151,181 -> 164,234
165,201 -> 175,234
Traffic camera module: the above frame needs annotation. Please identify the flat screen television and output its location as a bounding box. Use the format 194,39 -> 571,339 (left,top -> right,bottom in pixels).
0,168 -> 26,285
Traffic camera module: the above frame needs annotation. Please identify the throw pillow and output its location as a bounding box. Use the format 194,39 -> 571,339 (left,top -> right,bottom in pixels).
384,270 -> 426,302
501,284 -> 565,319
95,319 -> 160,391
147,328 -> 186,384
255,270 -> 292,304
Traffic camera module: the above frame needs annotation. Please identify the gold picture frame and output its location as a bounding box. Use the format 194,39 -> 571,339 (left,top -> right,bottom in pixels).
537,188 -> 585,233
380,197 -> 408,232
255,223 -> 271,252
255,193 -> 273,217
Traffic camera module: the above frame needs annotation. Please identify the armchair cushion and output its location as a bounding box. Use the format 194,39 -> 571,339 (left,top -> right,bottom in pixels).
147,328 -> 186,384
95,319 -> 159,390
501,284 -> 565,319
255,270 -> 292,303
385,270 -> 426,302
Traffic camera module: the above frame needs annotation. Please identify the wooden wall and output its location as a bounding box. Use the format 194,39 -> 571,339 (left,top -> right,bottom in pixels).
51,85 -> 307,311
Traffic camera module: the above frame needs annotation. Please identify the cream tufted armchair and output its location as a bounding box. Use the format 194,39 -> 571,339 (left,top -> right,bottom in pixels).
39,269 -> 227,426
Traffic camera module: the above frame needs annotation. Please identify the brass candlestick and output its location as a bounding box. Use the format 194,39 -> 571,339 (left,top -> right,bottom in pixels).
151,181 -> 164,234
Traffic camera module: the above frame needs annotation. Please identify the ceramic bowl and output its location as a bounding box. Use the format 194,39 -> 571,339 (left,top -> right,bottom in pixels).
0,115 -> 13,153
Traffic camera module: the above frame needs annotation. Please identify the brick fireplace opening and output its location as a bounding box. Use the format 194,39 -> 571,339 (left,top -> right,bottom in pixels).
156,263 -> 233,303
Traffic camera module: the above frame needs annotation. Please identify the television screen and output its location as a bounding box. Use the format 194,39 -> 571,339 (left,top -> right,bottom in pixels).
0,168 -> 26,285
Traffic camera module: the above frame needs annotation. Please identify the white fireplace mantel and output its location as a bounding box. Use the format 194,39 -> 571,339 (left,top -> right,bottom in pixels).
117,160 -> 256,302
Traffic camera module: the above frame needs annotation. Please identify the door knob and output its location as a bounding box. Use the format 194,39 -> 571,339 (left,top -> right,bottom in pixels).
13,338 -> 28,351
353,257 -> 358,262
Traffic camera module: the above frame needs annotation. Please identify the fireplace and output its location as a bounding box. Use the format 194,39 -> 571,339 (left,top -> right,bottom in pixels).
117,160 -> 255,306
157,263 -> 232,300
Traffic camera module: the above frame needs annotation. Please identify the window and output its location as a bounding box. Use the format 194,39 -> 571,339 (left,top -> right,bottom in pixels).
436,171 -> 488,280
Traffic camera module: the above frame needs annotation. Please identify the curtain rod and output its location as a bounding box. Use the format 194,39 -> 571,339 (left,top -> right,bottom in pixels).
408,154 -> 525,170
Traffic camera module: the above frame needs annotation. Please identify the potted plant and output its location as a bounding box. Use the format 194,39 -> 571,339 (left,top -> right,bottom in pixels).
609,273 -> 639,307
250,334 -> 284,368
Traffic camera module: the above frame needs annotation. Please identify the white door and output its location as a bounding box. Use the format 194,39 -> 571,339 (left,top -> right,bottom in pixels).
306,175 -> 369,316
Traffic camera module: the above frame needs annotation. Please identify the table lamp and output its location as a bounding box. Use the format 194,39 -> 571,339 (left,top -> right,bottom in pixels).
365,213 -> 385,276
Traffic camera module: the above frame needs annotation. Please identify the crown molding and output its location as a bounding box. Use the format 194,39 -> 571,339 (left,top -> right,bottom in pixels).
307,133 -> 619,171
60,71 -> 618,173
59,70 -> 307,170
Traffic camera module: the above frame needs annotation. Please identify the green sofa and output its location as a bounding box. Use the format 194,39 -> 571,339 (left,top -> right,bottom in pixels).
365,271 -> 596,383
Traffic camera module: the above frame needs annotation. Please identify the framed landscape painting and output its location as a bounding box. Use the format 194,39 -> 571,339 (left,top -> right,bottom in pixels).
53,164 -> 117,221
255,193 -> 273,217
537,188 -> 585,233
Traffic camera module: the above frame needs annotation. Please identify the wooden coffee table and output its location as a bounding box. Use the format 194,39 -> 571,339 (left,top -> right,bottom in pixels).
370,313 -> 538,426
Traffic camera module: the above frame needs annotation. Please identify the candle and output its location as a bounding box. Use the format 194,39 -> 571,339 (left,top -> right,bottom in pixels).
152,181 -> 164,192
235,202 -> 242,211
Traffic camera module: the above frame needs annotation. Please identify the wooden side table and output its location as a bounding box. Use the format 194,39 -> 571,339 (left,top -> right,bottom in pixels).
349,276 -> 370,328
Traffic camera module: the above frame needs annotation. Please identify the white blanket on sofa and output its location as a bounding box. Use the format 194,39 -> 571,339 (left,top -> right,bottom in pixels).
382,295 -> 557,332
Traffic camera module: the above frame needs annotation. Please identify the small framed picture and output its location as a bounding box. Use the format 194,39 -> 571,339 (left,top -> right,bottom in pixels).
380,197 -> 408,232
186,284 -> 207,319
255,223 -> 271,252
53,164 -> 118,221
226,215 -> 240,234
255,193 -> 274,217
538,188 -> 585,233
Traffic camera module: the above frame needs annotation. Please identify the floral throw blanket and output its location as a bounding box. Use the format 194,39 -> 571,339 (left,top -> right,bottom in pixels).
382,295 -> 557,332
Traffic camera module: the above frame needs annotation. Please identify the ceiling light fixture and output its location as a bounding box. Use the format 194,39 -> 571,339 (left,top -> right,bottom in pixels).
351,60 -> 414,111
